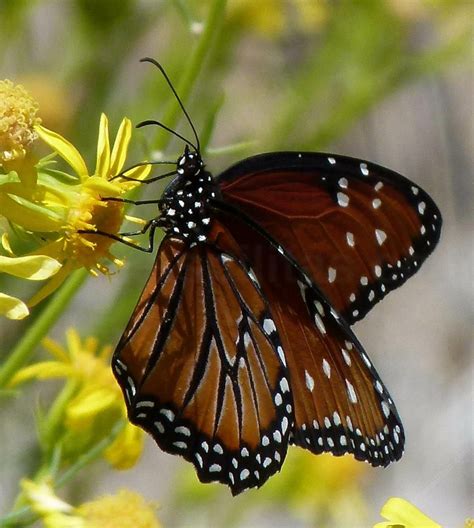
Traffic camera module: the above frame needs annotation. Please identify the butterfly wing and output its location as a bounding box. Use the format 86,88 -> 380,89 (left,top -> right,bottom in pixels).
217,152 -> 442,324
212,204 -> 405,466
112,222 -> 293,495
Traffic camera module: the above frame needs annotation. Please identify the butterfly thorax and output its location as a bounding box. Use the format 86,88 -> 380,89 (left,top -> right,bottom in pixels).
159,148 -> 219,242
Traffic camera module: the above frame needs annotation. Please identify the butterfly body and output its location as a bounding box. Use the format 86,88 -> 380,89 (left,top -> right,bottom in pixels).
159,147 -> 219,243
112,148 -> 441,495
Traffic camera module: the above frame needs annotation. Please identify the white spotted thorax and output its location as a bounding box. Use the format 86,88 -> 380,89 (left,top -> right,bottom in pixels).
160,147 -> 219,242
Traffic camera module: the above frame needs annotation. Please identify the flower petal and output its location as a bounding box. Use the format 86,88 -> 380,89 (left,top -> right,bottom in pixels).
83,175 -> 123,196
0,254 -> 61,280
21,479 -> 73,516
119,163 -> 152,190
8,362 -> 76,387
77,489 -> 160,528
0,293 -> 29,319
110,118 -> 132,177
35,125 -> 88,181
28,264 -> 72,307
104,422 -> 144,469
95,113 -> 111,179
380,498 -> 442,528
0,192 -> 62,232
66,388 -> 118,427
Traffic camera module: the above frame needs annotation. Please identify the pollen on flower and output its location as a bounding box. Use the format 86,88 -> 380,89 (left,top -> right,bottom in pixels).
65,192 -> 125,274
0,79 -> 41,162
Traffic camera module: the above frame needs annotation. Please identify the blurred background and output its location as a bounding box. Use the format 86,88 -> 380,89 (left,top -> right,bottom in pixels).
0,1 -> 472,527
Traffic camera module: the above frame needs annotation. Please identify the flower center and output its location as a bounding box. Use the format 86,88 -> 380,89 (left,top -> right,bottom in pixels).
0,80 -> 41,163
65,191 -> 124,272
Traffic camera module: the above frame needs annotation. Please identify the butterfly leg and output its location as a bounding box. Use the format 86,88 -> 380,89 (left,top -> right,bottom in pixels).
79,217 -> 163,253
101,197 -> 162,206
109,161 -> 176,182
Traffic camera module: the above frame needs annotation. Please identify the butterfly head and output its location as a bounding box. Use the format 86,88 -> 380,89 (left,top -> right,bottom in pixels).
176,145 -> 204,180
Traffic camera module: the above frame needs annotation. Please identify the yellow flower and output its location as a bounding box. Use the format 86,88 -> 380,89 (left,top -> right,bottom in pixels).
78,489 -> 160,528
227,0 -> 328,37
0,90 -> 150,315
22,480 -> 161,528
0,79 -> 41,163
258,449 -> 368,523
10,329 -> 144,469
374,497 -> 442,528
0,254 -> 61,319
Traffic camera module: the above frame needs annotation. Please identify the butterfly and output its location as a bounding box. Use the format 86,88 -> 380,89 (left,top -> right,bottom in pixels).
107,59 -> 442,495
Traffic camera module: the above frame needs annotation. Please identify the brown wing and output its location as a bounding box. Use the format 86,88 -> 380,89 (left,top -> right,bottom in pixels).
214,207 -> 405,466
217,152 -> 441,324
112,222 -> 293,495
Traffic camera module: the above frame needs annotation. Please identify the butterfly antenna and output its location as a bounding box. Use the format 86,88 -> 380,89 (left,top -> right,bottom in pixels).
141,57 -> 201,153
137,119 -> 198,152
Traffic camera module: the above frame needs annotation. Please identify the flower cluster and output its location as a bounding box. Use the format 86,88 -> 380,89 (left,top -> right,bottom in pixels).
0,79 -> 41,162
10,328 -> 144,470
22,479 -> 161,528
0,80 -> 150,319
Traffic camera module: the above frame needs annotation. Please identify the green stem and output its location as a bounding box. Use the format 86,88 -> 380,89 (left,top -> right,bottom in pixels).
40,380 -> 79,454
55,420 -> 124,487
0,422 -> 123,527
0,269 -> 89,389
154,0 -> 227,151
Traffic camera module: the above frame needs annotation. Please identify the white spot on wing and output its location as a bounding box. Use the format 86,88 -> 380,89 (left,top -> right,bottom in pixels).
342,348 -> 351,366
346,232 -> 355,247
277,346 -> 286,366
322,358 -> 331,378
263,319 -> 276,334
160,409 -> 175,421
338,177 -> 348,188
346,379 -> 358,403
305,370 -> 315,392
328,267 -> 337,283
314,314 -> 326,334
375,229 -> 387,245
280,378 -> 290,393
337,192 -> 349,207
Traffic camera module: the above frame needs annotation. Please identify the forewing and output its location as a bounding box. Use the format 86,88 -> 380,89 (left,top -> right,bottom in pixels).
218,152 -> 441,324
112,226 -> 293,495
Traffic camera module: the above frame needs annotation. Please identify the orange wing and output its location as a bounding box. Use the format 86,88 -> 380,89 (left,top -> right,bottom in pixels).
214,207 -> 405,466
112,222 -> 293,495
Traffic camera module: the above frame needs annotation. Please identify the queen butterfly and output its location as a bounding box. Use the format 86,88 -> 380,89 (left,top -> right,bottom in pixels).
104,59 -> 442,495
